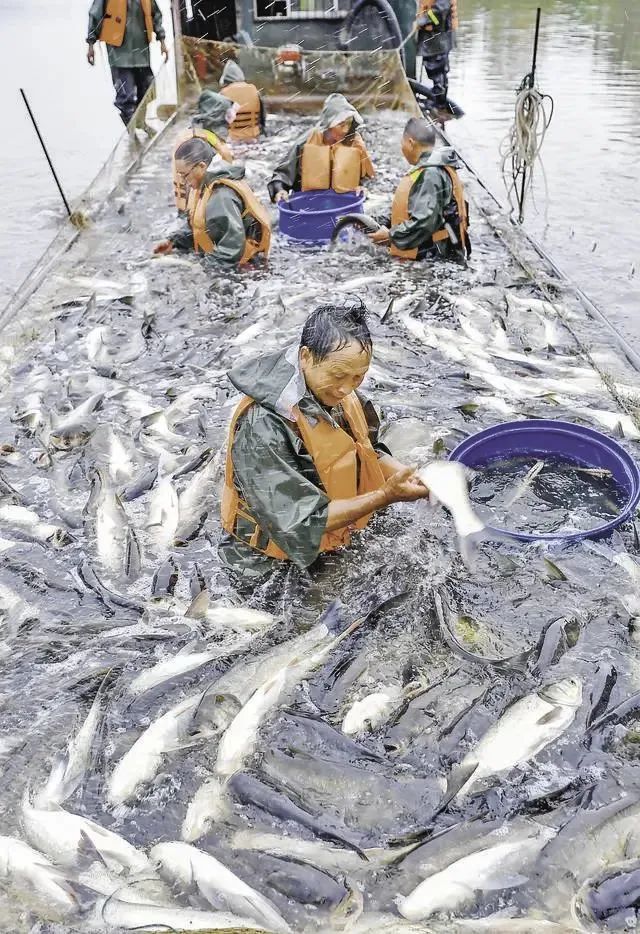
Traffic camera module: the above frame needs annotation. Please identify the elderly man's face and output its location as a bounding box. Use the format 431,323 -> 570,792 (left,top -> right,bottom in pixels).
300,339 -> 371,408
175,158 -> 207,189
324,119 -> 352,145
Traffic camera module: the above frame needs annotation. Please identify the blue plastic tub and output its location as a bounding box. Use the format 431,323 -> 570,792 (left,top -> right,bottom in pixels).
278,190 -> 365,243
449,419 -> 640,542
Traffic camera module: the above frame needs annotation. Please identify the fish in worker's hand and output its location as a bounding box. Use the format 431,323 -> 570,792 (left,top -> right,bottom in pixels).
418,461 -> 493,560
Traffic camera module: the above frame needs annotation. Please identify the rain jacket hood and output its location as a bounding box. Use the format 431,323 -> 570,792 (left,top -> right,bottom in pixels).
220,59 -> 246,87
423,145 -> 459,168
204,161 -> 246,183
192,90 -> 233,137
316,93 -> 364,131
228,346 -> 305,420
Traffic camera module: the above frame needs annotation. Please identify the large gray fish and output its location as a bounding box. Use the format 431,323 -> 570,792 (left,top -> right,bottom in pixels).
150,841 -> 291,933
77,558 -> 144,614
228,771 -> 366,858
92,471 -> 134,576
434,591 -> 530,673
444,677 -> 583,802
537,793 -> 640,917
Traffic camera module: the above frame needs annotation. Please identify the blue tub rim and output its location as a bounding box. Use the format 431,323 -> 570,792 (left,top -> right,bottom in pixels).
449,418 -> 640,543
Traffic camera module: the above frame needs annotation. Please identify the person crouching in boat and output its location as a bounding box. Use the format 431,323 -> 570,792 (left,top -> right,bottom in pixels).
369,117 -> 470,261
173,91 -> 235,214
154,138 -> 271,267
267,94 -> 375,204
219,301 -> 428,580
219,54 -> 266,142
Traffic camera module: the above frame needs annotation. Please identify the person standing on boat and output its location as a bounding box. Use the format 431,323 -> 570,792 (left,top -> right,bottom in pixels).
267,94 -> 375,203
369,118 -> 470,261
219,301 -> 428,580
172,91 -> 235,214
86,0 -> 168,127
154,137 -> 271,267
416,0 -> 457,110
218,53 -> 266,142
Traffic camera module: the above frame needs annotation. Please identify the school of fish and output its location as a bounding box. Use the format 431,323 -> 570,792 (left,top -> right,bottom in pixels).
0,103 -> 640,933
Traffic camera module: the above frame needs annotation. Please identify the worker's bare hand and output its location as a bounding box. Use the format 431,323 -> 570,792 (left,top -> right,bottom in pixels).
383,466 -> 429,504
153,240 -> 173,254
369,226 -> 390,244
275,190 -> 289,203
160,40 -> 169,63
87,43 -> 95,66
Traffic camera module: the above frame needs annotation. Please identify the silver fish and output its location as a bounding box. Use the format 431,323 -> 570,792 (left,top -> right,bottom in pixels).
150,841 -> 291,933
445,677 -> 583,802
0,835 -> 76,920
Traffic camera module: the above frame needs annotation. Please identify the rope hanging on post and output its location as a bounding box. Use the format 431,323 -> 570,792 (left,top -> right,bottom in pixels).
500,8 -> 554,223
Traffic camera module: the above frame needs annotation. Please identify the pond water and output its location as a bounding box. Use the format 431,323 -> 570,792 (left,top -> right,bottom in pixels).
447,0 -> 640,349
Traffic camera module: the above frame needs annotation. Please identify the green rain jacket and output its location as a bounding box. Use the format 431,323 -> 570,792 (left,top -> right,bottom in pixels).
191,90 -> 232,140
170,162 -> 259,267
389,146 -> 463,259
267,93 -> 367,202
218,346 -> 391,580
87,0 -> 165,69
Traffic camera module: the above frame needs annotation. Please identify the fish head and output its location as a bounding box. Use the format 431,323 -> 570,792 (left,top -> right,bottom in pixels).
539,676 -> 583,708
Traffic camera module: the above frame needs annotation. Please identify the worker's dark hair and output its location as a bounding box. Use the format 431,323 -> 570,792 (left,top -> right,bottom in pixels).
404,117 -> 437,147
175,137 -> 214,167
301,299 -> 372,362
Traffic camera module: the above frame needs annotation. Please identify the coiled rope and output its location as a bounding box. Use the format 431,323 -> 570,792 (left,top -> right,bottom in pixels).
500,76 -> 554,223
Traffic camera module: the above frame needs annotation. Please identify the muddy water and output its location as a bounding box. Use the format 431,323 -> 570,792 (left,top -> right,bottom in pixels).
447,0 -> 640,349
1,105 -> 640,931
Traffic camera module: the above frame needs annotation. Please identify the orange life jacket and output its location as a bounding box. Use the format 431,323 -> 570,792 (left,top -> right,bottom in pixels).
99,0 -> 154,47
416,0 -> 458,32
300,130 -> 375,194
221,393 -> 386,561
220,82 -> 262,141
390,162 -> 469,260
190,177 -> 271,265
173,128 -> 234,213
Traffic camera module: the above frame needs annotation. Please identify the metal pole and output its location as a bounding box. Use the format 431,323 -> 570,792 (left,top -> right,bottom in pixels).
517,7 -> 542,223
171,0 -> 185,100
19,88 -> 72,219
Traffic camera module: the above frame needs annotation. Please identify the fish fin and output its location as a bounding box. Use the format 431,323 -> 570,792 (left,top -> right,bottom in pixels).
536,708 -> 566,726
444,760 -> 480,805
77,829 -> 110,870
185,589 -> 209,619
481,871 -> 529,891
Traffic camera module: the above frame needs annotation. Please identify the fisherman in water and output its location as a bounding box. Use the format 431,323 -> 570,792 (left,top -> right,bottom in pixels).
172,91 -> 235,214
369,117 -> 470,260
268,94 -> 375,203
86,0 -> 168,127
219,301 -> 429,579
416,0 -> 458,111
219,51 -> 266,142
154,137 -> 271,266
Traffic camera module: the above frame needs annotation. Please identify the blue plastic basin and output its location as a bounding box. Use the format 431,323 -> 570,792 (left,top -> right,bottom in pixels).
278,190 -> 365,243
449,419 -> 640,542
